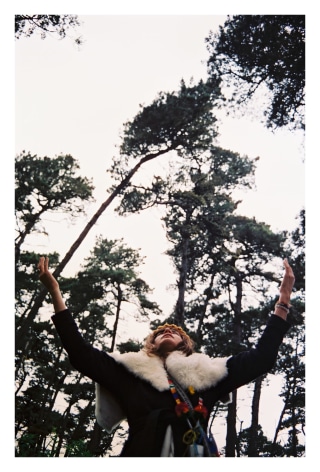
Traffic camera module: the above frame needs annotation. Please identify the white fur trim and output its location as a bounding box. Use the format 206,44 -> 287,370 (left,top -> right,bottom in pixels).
95,350 -> 229,431
110,350 -> 228,391
110,350 -> 168,390
166,351 -> 229,391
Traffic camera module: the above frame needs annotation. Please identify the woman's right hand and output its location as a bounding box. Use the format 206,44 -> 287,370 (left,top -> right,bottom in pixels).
38,256 -> 59,294
38,256 -> 67,313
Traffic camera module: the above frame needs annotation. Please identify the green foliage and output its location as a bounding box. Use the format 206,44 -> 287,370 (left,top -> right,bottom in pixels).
275,326 -> 305,456
110,79 -> 222,186
15,251 -> 60,316
15,22 -> 305,455
15,152 -> 94,258
79,236 -> 161,318
65,439 -> 93,457
15,15 -> 81,43
15,152 -> 94,218
227,214 -> 286,263
286,209 -> 305,292
206,15 -> 305,130
116,120 -> 286,340
16,433 -> 51,457
238,425 -> 274,456
120,79 -> 219,157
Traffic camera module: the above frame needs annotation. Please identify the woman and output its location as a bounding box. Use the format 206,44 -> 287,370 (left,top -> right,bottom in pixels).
38,256 -> 294,457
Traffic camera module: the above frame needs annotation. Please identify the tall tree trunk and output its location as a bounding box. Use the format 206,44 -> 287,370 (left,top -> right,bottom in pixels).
55,404 -> 72,457
54,373 -> 84,457
111,284 -> 122,352
247,375 -> 263,457
173,208 -> 195,327
271,395 -> 288,455
88,421 -> 103,456
225,390 -> 238,457
288,343 -> 300,457
225,264 -> 243,456
196,272 -> 215,343
174,236 -> 189,326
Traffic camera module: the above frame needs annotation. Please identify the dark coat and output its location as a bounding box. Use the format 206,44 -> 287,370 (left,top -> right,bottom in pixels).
52,310 -> 290,457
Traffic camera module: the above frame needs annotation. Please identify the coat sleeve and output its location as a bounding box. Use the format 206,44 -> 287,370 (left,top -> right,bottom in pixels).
217,314 -> 290,396
51,309 -> 125,387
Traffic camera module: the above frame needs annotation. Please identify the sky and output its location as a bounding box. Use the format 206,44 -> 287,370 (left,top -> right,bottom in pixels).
14,14 -> 305,318
6,1 -> 315,467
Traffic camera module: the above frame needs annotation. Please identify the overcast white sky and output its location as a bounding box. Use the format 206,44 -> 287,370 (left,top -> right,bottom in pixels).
6,1 -> 316,467
15,14 -> 305,317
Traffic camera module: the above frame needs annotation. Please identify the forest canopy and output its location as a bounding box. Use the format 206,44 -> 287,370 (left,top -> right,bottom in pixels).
15,14 -> 305,458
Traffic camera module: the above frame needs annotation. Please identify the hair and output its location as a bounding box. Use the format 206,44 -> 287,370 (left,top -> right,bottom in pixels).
143,323 -> 195,357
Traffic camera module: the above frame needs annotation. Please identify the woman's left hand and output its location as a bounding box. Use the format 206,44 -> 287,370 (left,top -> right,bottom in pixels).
278,258 -> 295,305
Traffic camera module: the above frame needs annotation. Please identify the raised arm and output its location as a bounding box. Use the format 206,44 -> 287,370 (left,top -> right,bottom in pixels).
217,258 -> 294,395
38,257 -> 121,387
274,258 -> 295,320
38,256 -> 67,313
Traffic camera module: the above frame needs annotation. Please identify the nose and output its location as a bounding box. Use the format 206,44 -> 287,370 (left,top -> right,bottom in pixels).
163,327 -> 173,333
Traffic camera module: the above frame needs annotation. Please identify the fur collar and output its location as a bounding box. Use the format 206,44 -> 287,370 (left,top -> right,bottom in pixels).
95,350 -> 229,432
110,349 -> 228,391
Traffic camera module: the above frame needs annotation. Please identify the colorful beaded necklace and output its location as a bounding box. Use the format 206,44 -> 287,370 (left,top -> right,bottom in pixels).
166,370 -> 219,457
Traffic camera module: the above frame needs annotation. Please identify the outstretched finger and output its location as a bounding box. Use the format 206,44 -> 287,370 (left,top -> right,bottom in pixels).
38,256 -> 44,272
283,258 -> 294,277
283,258 -> 290,269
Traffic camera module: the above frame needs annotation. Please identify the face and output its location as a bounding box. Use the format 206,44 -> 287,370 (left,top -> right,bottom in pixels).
153,326 -> 183,355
